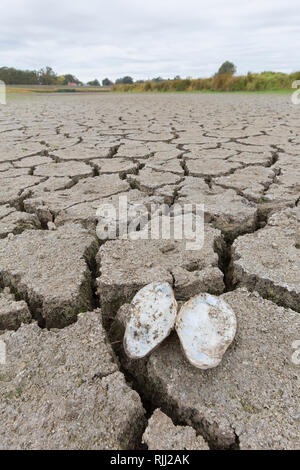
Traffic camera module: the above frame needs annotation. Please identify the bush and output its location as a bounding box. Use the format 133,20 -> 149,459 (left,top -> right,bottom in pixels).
56,88 -> 76,93
112,71 -> 298,93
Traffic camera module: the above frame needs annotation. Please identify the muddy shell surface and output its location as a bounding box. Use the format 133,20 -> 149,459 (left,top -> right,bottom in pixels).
176,293 -> 237,369
123,282 -> 178,359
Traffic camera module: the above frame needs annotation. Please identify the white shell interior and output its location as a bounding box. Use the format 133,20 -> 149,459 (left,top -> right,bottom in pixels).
176,293 -> 237,369
124,282 -> 177,359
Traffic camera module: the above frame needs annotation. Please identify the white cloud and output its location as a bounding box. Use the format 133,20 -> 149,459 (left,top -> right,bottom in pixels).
0,0 -> 299,81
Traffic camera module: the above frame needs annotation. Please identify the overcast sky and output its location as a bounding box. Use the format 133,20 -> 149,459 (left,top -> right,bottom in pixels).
0,0 -> 299,82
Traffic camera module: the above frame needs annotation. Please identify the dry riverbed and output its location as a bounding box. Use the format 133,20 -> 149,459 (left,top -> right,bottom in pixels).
0,93 -> 299,449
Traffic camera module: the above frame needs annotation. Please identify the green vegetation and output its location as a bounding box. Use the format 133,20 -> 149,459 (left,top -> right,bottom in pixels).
0,66 -> 40,85
2,62 -> 299,93
87,79 -> 100,86
0,66 -> 94,87
102,78 -> 113,86
0,66 -> 66,85
216,60 -> 236,75
61,73 -> 82,85
113,71 -> 300,93
115,76 -> 134,84
55,88 -> 77,93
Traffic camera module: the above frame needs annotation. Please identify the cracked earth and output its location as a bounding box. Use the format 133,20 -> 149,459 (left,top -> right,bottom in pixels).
0,93 -> 299,450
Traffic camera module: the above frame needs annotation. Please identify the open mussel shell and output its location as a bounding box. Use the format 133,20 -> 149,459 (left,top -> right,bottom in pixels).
124,282 -> 178,359
176,293 -> 237,369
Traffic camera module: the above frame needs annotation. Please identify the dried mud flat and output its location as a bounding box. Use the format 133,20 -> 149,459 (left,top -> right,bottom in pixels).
0,93 -> 299,450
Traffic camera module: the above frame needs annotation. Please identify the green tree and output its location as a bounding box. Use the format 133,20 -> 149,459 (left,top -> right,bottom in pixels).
217,61 -> 236,75
87,79 -> 100,86
38,66 -> 57,85
0,67 -> 39,85
115,76 -> 133,84
57,75 -> 65,85
102,78 -> 113,86
62,74 -> 81,85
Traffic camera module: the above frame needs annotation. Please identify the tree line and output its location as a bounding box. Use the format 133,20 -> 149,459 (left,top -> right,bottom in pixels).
1,62 -> 297,92
0,62 -> 237,86
0,65 -> 132,87
0,66 -> 112,86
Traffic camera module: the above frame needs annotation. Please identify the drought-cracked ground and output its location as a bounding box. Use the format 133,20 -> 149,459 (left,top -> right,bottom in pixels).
0,93 -> 299,450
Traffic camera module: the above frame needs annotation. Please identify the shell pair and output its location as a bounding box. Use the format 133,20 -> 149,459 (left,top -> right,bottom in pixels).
123,282 -> 237,369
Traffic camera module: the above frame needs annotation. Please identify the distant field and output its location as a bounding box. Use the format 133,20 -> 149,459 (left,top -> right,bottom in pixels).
6,85 -> 293,95
6,84 -> 112,93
